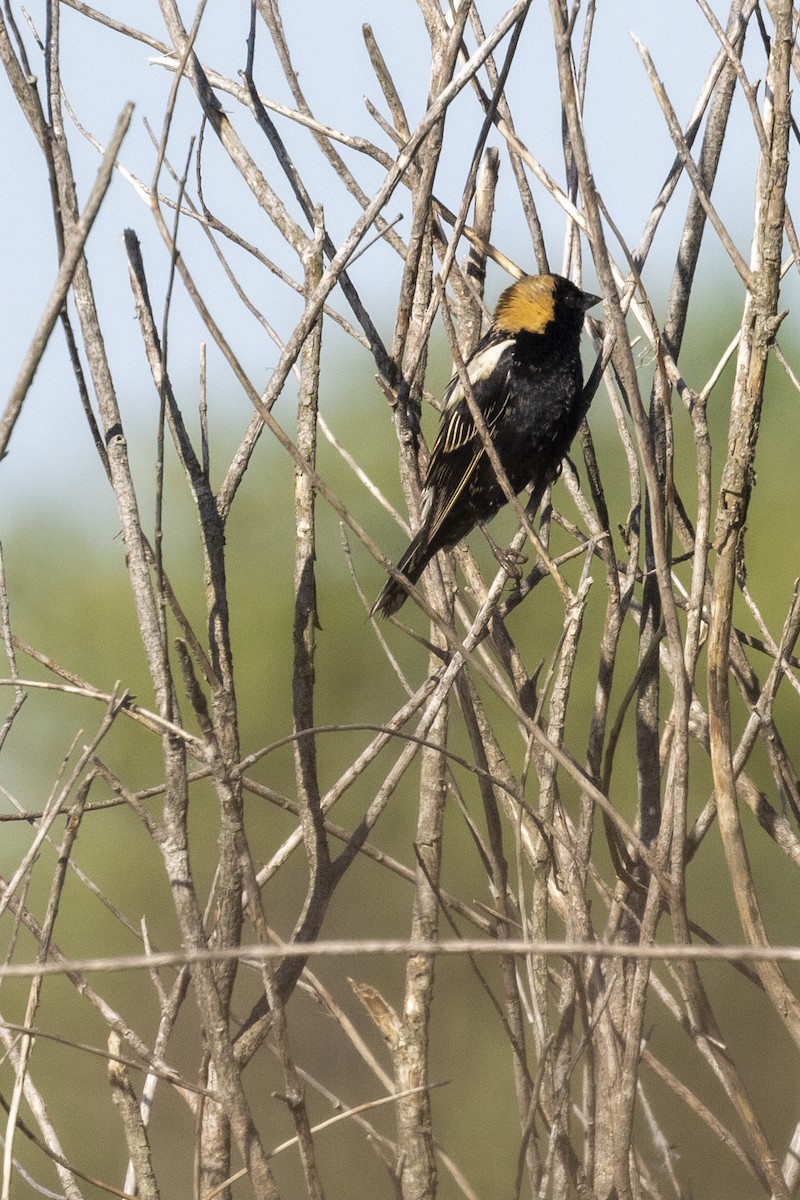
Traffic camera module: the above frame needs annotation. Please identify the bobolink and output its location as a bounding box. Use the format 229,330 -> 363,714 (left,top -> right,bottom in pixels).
373,273 -> 600,619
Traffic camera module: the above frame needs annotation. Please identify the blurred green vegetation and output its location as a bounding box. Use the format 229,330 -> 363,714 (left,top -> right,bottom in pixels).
1,296 -> 800,1198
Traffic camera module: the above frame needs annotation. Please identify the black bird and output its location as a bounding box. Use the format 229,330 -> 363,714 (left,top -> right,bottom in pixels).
372,273 -> 600,619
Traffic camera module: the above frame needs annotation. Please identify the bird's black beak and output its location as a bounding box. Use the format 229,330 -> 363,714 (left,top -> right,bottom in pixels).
581,290 -> 602,311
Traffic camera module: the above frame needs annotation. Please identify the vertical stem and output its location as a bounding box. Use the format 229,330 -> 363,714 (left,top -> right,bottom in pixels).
292,211 -> 332,904
396,701 -> 446,1200
708,0 -> 800,1063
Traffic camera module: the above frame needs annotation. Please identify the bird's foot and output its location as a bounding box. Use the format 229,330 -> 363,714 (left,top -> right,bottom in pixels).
482,528 -> 527,581
496,546 -> 527,581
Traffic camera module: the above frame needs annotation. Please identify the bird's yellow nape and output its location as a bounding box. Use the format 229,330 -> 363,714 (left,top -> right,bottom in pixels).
494,275 -> 556,336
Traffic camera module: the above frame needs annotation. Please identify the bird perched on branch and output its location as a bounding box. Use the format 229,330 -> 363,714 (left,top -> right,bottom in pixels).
372,272 -> 600,619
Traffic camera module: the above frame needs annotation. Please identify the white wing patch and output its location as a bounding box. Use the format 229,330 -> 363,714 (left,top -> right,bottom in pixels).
443,338 -> 513,412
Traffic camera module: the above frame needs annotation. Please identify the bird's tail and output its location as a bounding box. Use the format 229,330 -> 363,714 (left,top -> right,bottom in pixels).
371,529 -> 431,619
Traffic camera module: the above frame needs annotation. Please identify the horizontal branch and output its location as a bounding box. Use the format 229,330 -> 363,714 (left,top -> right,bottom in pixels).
1,938 -> 800,981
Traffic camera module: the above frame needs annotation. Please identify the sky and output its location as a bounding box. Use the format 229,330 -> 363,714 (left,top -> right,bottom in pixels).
0,1 -> 782,529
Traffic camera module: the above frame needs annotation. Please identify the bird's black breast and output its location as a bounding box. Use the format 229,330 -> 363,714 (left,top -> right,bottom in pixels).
490,346 -> 585,491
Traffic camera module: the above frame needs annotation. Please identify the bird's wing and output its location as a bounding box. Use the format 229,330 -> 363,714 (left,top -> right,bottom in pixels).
421,336 -> 515,538
437,335 -> 514,453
